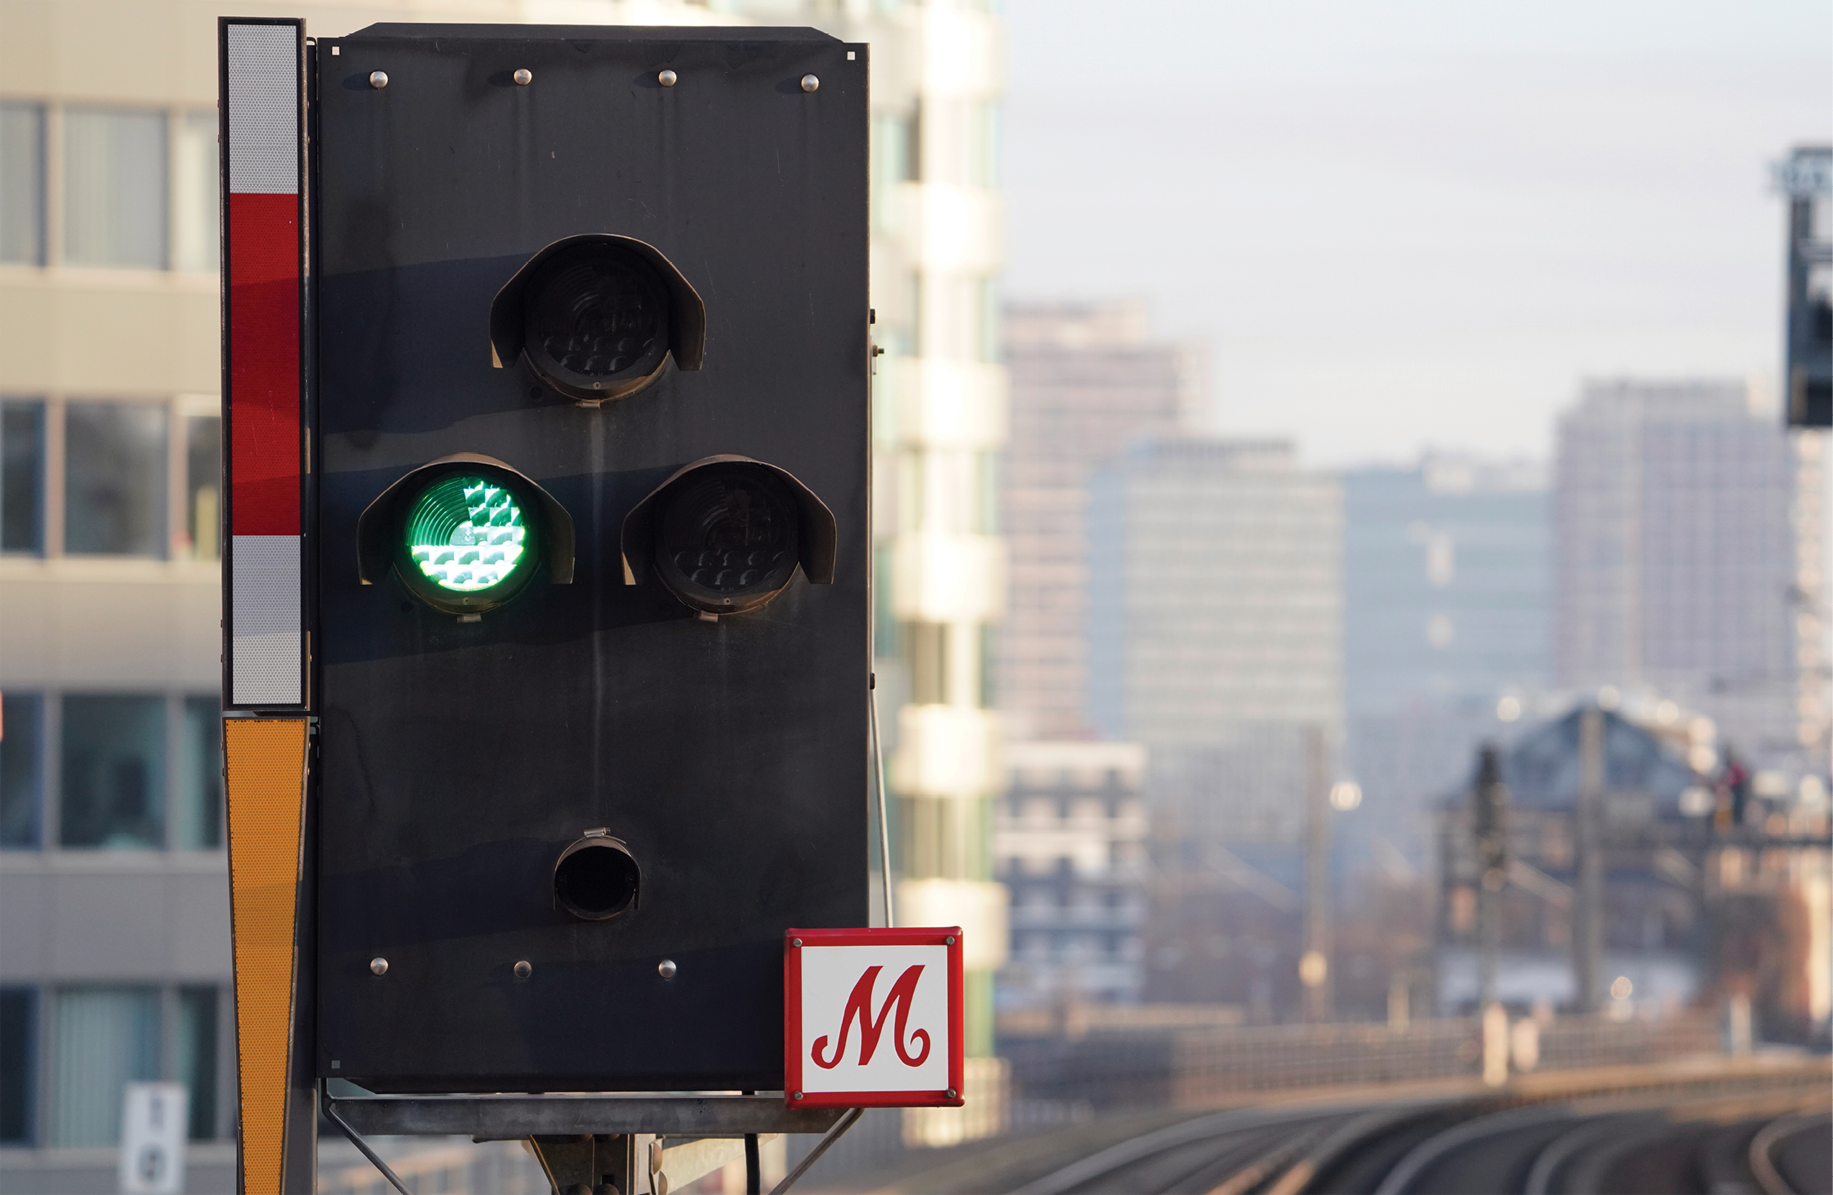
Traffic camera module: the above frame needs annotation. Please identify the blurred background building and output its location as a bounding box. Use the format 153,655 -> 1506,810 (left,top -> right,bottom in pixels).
841,0 -> 1014,1149
1432,706 -> 1704,1016
1341,453 -> 1552,866
996,301 -> 1196,742
0,0 -> 1016,1186
1554,378 -> 1808,774
1087,437 -> 1342,845
994,740 -> 1148,1010
2,3 -> 236,1187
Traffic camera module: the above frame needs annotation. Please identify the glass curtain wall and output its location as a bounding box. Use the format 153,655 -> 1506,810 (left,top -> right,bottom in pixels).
183,414 -> 222,560
59,695 -> 166,850
1,399 -> 45,554
62,108 -> 167,269
0,989 -> 35,1145
48,987 -> 161,1147
174,988 -> 218,1140
64,402 -> 167,557
1,692 -> 45,848
172,112 -> 219,274
0,102 -> 46,265
173,697 -> 224,850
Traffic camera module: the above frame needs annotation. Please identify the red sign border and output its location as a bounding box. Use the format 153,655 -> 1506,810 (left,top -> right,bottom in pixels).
783,927 -> 965,1109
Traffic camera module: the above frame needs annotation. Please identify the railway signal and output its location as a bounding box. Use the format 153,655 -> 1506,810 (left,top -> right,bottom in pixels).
1779,145 -> 1831,428
219,18 -> 883,1191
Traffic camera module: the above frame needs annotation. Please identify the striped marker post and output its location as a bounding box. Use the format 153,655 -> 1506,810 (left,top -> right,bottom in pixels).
220,18 -> 313,1195
222,17 -> 306,710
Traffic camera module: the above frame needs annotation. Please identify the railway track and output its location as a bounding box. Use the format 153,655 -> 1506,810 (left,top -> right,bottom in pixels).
873,1058 -> 1831,1195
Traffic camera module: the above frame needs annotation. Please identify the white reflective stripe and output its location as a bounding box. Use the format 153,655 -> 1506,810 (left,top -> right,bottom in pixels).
225,24 -> 298,195
232,635 -> 303,706
232,535 -> 302,705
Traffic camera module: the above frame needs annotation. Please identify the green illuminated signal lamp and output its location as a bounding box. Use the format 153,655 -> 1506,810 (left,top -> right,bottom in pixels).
357,453 -> 575,617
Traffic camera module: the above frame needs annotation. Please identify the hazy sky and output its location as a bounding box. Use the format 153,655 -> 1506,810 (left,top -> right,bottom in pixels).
1000,0 -> 1833,465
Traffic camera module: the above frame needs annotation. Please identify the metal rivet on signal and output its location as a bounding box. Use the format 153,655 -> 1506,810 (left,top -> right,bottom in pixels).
657,959 -> 677,979
800,74 -> 819,93
946,1088 -> 958,1099
792,1092 -> 803,1100
658,69 -> 677,87
514,960 -> 533,979
946,936 -> 956,945
368,71 -> 388,89
513,68 -> 532,86
792,938 -> 802,948
370,957 -> 388,975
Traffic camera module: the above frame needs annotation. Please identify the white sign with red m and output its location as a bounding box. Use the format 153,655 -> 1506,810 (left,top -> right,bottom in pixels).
784,928 -> 964,1107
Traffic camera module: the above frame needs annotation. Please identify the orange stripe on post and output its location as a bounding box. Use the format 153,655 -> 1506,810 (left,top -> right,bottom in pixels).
224,718 -> 309,1195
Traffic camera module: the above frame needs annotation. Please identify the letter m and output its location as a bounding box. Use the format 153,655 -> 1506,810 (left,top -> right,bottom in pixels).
812,964 -> 931,1069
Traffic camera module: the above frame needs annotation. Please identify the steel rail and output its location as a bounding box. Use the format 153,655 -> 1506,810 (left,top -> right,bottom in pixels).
1515,1081 -> 1825,1195
1262,1106 -> 1436,1195
1748,1109 -> 1827,1195
1010,1105 -> 1338,1195
984,1061 -> 1828,1195
1555,1113 -> 1690,1195
1203,1120 -> 1337,1195
1253,1063 -> 1831,1195
1370,1101 -> 1577,1195
1522,1114 -> 1620,1195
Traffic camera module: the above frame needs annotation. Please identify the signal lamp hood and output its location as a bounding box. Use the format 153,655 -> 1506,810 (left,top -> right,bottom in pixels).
621,455 -> 837,616
491,233 -> 706,403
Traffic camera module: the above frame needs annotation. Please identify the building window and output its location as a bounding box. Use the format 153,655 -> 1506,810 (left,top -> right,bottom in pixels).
63,107 -> 168,270
0,988 -> 36,1146
1,400 -> 45,554
172,698 -> 223,850
872,111 -> 916,233
173,112 -> 219,274
182,414 -> 222,560
175,987 -> 218,1140
48,987 -> 160,1147
64,402 -> 167,557
1,692 -> 45,850
0,102 -> 47,266
7,101 -> 220,273
59,695 -> 165,850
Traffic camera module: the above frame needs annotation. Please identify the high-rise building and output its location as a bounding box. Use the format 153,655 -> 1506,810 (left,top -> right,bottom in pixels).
803,0 -> 1013,1150
997,302 -> 1195,741
1554,379 -> 1807,772
2,5 -> 242,1183
1086,437 -> 1342,843
995,740 -> 1149,1009
0,1 -> 1012,1185
1342,454 -> 1553,858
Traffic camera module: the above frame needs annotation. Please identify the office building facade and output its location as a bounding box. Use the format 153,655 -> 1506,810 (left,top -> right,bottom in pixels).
1086,437 -> 1342,843
1554,379 -> 1811,773
2,5 -> 238,1184
995,740 -> 1149,1008
1341,454 -> 1553,859
997,302 -> 1194,741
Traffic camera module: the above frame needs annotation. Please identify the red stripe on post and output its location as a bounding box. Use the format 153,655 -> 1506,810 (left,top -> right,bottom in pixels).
229,191 -> 301,537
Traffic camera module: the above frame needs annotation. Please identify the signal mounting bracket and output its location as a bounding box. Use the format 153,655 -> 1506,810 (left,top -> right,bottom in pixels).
326,1092 -> 847,1137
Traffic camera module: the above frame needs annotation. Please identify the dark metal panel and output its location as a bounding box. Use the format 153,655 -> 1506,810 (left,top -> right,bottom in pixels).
311,29 -> 869,1092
